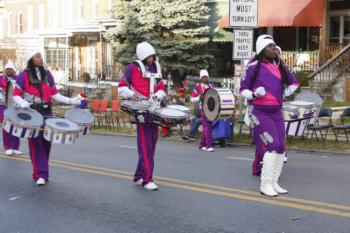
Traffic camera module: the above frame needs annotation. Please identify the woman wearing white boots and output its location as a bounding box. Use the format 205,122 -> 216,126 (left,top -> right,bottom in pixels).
240,35 -> 299,197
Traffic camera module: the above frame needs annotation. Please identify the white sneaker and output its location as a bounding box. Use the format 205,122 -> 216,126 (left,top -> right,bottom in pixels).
200,147 -> 207,151
283,156 -> 288,163
13,150 -> 23,155
134,178 -> 143,186
143,182 -> 158,191
206,147 -> 215,152
5,149 -> 13,155
36,178 -> 46,186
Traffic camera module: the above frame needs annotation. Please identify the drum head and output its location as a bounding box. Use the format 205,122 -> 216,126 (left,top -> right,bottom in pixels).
122,100 -> 150,110
167,105 -> 190,114
154,108 -> 186,119
5,81 -> 15,107
45,118 -> 80,131
64,108 -> 94,125
202,88 -> 220,121
4,107 -> 44,127
289,101 -> 314,108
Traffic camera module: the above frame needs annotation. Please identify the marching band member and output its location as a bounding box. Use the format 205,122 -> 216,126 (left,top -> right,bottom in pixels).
0,61 -> 22,155
240,35 -> 299,197
190,70 -> 214,152
118,42 -> 165,191
13,50 -> 82,186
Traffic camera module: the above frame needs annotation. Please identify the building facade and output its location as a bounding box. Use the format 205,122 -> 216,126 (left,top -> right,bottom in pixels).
0,0 -> 117,81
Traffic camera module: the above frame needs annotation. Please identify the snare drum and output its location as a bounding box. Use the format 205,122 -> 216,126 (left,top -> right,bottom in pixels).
202,88 -> 235,121
121,100 -> 150,117
43,118 -> 81,144
166,105 -> 190,115
152,108 -> 188,127
289,101 -> 315,118
64,108 -> 94,135
3,107 -> 43,138
282,103 -> 300,120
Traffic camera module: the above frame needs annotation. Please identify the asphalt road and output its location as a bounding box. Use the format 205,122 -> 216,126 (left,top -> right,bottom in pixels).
0,134 -> 349,233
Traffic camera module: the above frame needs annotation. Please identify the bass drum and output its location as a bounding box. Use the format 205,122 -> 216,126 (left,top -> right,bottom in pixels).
202,88 -> 235,121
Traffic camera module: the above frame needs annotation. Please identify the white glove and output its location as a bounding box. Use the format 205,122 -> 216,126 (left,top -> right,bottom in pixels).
254,87 -> 266,98
154,90 -> 166,101
118,86 -> 135,98
284,85 -> 298,97
241,89 -> 254,100
20,100 -> 30,108
13,96 -> 31,108
70,96 -> 82,105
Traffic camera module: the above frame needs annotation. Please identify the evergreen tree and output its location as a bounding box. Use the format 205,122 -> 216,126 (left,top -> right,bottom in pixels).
105,0 -> 212,87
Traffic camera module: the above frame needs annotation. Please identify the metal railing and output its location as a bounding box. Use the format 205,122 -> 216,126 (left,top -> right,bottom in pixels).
281,51 -> 319,71
308,43 -> 350,94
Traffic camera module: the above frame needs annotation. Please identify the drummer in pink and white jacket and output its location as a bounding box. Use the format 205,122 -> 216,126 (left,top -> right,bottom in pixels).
118,42 -> 165,191
190,70 -> 215,152
13,50 -> 82,186
0,61 -> 22,156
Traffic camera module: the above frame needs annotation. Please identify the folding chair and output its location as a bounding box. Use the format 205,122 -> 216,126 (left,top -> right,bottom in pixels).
91,100 -> 101,127
110,99 -> 129,129
99,100 -> 111,128
334,107 -> 350,142
306,108 -> 338,142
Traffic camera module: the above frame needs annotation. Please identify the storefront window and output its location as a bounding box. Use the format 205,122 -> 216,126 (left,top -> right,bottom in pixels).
329,16 -> 340,43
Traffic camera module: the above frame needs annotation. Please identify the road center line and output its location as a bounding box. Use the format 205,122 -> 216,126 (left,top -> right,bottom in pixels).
2,154 -> 350,218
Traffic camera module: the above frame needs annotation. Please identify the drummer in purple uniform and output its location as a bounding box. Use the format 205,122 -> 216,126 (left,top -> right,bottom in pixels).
240,35 -> 299,197
190,70 -> 215,152
13,50 -> 82,186
0,61 -> 22,155
118,42 -> 166,191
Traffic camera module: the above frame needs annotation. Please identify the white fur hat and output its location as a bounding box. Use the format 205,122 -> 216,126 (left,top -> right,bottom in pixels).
25,49 -> 41,62
199,69 -> 209,79
256,34 -> 275,55
136,42 -> 156,61
4,60 -> 15,70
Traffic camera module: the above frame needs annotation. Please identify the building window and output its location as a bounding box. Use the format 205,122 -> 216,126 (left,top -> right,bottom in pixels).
92,0 -> 99,18
78,0 -> 84,19
45,38 -> 69,71
0,12 -> 3,39
39,4 -> 45,30
27,5 -> 33,32
7,12 -> 12,36
329,16 -> 340,43
329,15 -> 350,44
17,12 -> 23,34
108,0 -> 113,11
344,16 -> 350,44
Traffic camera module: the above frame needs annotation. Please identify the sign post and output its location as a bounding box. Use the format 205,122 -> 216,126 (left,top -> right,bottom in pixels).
229,0 -> 258,129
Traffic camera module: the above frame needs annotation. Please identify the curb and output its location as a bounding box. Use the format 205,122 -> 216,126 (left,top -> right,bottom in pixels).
91,132 -> 350,157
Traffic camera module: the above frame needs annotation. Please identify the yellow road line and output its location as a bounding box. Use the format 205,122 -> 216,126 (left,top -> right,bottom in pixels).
49,157 -> 350,212
2,154 -> 350,218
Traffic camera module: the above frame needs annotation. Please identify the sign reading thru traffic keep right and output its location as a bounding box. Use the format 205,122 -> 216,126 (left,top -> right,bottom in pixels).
233,29 -> 253,60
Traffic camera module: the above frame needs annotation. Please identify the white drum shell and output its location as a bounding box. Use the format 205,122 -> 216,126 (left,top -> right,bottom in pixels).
43,118 -> 80,144
203,88 -> 235,121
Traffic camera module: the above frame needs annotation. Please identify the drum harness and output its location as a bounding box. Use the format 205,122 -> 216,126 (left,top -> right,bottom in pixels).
26,69 -> 52,115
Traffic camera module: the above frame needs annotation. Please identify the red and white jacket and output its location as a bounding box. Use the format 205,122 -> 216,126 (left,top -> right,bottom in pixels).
118,61 -> 165,100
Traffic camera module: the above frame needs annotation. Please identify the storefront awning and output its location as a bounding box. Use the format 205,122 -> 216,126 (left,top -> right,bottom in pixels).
219,0 -> 324,28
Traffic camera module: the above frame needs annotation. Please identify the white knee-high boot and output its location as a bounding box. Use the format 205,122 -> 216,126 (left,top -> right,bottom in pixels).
272,152 -> 288,194
260,152 -> 278,197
